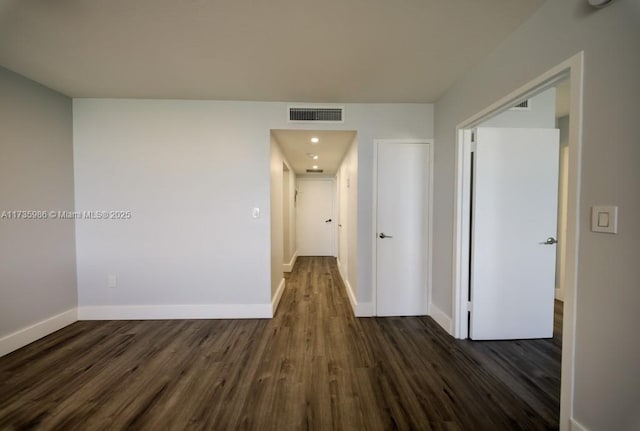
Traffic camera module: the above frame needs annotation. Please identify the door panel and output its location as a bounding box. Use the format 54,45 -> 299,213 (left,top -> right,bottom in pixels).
296,179 -> 335,256
470,127 -> 559,340
376,142 -> 430,316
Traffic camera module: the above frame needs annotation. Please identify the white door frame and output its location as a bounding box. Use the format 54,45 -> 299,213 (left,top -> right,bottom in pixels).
296,177 -> 337,257
451,52 -> 583,431
372,139 -> 434,316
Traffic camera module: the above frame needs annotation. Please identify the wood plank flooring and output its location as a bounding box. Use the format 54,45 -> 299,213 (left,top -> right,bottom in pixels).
0,257 -> 561,430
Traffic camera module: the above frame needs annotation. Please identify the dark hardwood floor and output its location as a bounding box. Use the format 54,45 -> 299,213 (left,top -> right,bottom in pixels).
0,257 -> 561,430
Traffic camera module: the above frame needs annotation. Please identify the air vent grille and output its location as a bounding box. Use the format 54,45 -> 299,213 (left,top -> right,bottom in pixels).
289,107 -> 343,122
306,169 -> 324,173
510,100 -> 530,110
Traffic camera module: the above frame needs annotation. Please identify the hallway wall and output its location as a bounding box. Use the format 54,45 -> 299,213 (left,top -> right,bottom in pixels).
270,134 -> 294,308
336,137 -> 358,310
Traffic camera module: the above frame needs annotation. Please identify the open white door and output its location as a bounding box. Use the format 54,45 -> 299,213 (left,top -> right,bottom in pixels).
376,142 -> 430,316
470,127 -> 559,340
296,179 -> 335,256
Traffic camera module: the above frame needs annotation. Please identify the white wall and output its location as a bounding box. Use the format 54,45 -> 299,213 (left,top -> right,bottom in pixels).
270,135 -> 289,304
282,165 -> 293,266
337,149 -> 350,277
0,67 -> 77,355
73,100 -> 432,317
433,0 -> 640,429
479,87 -> 556,128
74,100 -> 275,317
347,140 -> 358,305
336,137 -> 359,310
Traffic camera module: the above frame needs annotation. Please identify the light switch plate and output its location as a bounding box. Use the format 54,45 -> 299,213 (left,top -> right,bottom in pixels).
591,206 -> 618,234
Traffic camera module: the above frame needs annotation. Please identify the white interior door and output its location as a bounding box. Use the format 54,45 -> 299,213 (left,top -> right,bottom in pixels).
470,127 -> 560,340
376,142 -> 430,316
296,179 -> 335,256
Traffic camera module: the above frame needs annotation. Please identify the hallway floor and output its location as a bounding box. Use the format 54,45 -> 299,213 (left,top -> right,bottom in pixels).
0,256 -> 561,430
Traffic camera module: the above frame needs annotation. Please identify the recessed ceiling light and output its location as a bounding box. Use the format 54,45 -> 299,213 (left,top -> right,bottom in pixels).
306,152 -> 319,159
312,155 -> 319,160
310,137 -> 319,144
312,165 -> 318,169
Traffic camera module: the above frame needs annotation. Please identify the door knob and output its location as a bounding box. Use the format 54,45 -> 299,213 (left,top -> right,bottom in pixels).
541,237 -> 557,245
379,233 -> 393,239
325,219 -> 332,223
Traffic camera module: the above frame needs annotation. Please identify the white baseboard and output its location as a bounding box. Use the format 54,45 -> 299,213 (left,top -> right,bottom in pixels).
78,303 -> 272,320
345,280 -> 358,315
283,251 -> 298,273
336,257 -> 348,286
555,288 -> 565,301
0,309 -> 77,357
272,278 -> 286,315
570,418 -> 589,431
356,302 -> 374,317
336,260 -> 373,317
429,302 -> 453,335
337,259 -> 356,314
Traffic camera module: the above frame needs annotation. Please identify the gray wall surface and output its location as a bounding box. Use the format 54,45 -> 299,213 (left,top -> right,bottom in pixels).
0,66 -> 77,337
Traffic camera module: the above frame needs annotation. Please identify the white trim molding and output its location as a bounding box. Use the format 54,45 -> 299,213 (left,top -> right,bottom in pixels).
283,251 -> 298,273
0,309 -> 77,357
336,257 -> 348,288
344,275 -> 358,315
78,303 -> 272,320
337,258 -> 373,317
355,302 -> 373,317
429,303 -> 453,335
272,278 -> 286,316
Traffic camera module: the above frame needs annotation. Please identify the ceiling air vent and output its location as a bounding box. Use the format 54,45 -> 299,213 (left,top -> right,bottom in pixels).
306,169 -> 324,173
509,100 -> 530,110
288,106 -> 344,123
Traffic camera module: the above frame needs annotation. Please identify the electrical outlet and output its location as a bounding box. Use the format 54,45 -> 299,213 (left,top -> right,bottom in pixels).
108,275 -> 117,288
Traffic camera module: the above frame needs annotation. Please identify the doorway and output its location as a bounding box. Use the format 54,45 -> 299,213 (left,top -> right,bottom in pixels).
457,83 -> 569,339
469,125 -> 560,339
451,53 -> 583,429
270,129 -> 358,309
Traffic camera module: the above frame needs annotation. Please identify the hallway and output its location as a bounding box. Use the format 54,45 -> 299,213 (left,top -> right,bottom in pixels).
0,257 -> 560,430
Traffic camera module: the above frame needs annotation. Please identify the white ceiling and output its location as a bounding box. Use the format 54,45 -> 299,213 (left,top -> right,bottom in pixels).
272,130 -> 356,175
0,0 -> 545,102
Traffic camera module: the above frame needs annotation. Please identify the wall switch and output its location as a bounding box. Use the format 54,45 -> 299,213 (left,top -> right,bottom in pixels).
591,206 -> 618,234
108,274 -> 117,288
252,207 -> 260,218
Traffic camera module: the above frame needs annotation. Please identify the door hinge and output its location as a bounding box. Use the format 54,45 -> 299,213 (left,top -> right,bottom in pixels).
466,301 -> 472,312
